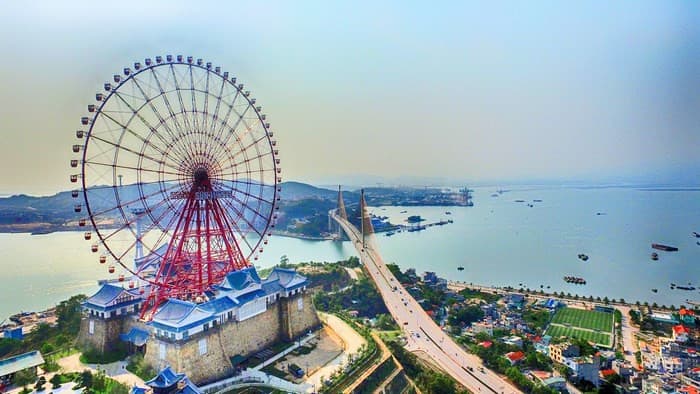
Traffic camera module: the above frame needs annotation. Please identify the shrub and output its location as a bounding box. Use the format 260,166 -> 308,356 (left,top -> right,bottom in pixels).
80,344 -> 128,364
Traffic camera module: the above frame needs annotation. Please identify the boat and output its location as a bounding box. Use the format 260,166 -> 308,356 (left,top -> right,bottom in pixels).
400,210 -> 407,214
406,215 -> 423,223
385,231 -> 395,237
651,252 -> 659,261
457,266 -> 464,271
563,276 -> 587,285
447,219 -> 453,224
677,286 -> 696,291
577,254 -> 589,261
652,243 -> 679,252
445,211 -> 452,215
533,199 -> 542,202
652,288 -> 658,293
693,232 -> 700,238
515,200 -> 525,203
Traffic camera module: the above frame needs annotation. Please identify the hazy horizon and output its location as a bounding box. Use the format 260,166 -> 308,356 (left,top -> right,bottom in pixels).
1,1 -> 698,195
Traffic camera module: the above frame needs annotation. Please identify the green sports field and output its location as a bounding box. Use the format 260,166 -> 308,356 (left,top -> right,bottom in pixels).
545,325 -> 612,347
550,307 -> 613,332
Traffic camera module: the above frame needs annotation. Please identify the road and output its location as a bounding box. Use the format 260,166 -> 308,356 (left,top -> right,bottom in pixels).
332,211 -> 522,394
616,304 -> 640,367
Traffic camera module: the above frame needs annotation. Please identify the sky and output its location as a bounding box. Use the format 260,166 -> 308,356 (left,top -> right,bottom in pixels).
0,1 -> 698,195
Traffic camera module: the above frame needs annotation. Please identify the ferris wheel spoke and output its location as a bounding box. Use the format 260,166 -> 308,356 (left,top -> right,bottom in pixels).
99,194 -> 176,243
202,69 -> 211,134
88,181 -> 183,218
206,87 -> 241,160
208,103 -> 253,162
216,180 -> 274,208
125,77 -> 194,166
109,89 -> 190,165
188,66 -> 200,133
220,189 -> 270,226
84,160 -> 181,178
169,64 -> 193,133
86,132 -> 181,175
216,199 -> 259,252
148,67 -> 186,134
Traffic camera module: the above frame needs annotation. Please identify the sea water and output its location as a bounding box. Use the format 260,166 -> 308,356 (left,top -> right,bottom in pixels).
1,186 -> 699,321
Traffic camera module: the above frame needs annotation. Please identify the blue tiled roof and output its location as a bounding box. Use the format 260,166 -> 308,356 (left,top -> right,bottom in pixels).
265,268 -> 307,290
120,327 -> 150,346
236,289 -> 266,304
151,299 -> 216,332
141,366 -> 202,393
219,267 -> 261,291
84,284 -> 126,307
199,295 -> 239,314
145,366 -> 185,388
261,280 -> 283,295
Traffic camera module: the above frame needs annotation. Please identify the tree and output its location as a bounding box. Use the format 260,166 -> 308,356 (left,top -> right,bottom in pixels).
425,373 -> 456,394
79,369 -> 94,389
375,313 -> 397,330
55,294 -> 87,335
50,374 -> 62,389
12,368 -> 37,387
279,254 -> 290,267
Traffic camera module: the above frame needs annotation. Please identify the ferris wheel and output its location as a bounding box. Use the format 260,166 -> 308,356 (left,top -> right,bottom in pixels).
70,55 -> 281,318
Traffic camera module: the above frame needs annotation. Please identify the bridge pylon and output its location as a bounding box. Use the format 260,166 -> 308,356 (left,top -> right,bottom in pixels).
337,185 -> 348,220
360,189 -> 374,248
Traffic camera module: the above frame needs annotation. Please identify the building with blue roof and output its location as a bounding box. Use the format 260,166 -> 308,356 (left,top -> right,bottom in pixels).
79,265 -> 320,385
131,366 -> 202,394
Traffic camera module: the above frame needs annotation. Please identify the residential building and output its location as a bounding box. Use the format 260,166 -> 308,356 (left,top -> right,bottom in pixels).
549,342 -> 580,364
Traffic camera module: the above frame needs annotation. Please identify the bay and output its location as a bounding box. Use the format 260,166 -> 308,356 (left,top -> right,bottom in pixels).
1,186 -> 699,321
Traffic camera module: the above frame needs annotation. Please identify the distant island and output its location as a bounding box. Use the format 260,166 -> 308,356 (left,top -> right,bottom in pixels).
0,181 -> 473,239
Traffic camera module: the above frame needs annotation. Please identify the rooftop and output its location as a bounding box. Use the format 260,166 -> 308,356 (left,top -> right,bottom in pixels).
0,351 -> 44,377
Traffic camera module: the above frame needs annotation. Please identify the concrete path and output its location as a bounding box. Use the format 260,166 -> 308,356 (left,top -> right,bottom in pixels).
304,313 -> 366,391
57,353 -> 145,388
201,369 -> 311,394
252,331 -> 317,371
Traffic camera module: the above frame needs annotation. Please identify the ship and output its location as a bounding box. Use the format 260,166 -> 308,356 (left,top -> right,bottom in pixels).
651,252 -> 659,261
385,231 -> 395,237
676,286 -> 696,291
577,253 -> 589,261
693,232 -> 700,238
406,215 -> 423,223
652,243 -> 678,252
563,276 -> 587,285
652,288 -> 658,293
457,266 -> 464,271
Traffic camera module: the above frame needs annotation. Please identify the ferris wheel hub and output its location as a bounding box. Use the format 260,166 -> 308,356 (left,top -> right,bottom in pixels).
193,167 -> 209,184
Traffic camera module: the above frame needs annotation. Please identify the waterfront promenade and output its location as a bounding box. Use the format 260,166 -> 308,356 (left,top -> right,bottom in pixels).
332,210 -> 522,394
